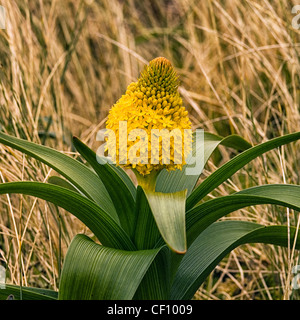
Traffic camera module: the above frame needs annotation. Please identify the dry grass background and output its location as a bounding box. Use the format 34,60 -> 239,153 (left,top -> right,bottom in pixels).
0,0 -> 300,299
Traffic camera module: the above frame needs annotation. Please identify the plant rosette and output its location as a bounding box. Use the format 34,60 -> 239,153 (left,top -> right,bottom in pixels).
0,58 -> 300,300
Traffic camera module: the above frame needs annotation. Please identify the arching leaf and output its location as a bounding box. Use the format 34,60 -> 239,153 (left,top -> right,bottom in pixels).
171,220 -> 300,300
0,182 -> 135,250
58,234 -> 168,300
156,132 -> 252,195
0,132 -> 118,221
187,132 -> 300,210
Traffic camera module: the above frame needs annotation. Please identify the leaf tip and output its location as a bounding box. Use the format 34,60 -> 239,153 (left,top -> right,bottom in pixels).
173,248 -> 187,255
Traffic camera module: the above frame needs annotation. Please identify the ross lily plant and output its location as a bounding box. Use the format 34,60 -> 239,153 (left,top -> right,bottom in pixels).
0,58 -> 300,300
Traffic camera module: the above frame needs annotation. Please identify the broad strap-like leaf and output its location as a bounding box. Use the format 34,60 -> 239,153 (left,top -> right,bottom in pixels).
134,186 -> 162,250
171,220 -> 300,300
156,132 -> 252,196
144,189 -> 187,254
155,184 -> 300,279
0,132 -> 118,221
58,234 -> 167,300
72,137 -> 137,199
72,137 -> 136,238
0,285 -> 58,300
187,131 -> 300,210
48,176 -> 81,194
0,182 -> 136,250
133,245 -> 171,300
185,184 -> 300,246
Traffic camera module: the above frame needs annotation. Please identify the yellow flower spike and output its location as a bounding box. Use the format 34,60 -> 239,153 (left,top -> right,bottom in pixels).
106,57 -> 192,180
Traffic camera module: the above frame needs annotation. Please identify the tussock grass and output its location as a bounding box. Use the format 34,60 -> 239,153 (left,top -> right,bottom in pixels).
0,0 -> 299,299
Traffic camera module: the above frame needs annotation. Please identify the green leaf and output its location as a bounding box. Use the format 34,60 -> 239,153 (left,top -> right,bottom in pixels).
156,132 -> 251,196
216,133 -> 253,151
133,189 -> 171,300
0,285 -> 57,300
0,182 -> 136,250
156,184 -> 300,280
186,184 -> 300,246
144,189 -> 187,254
48,176 -> 81,194
237,184 -> 300,201
171,220 -> 300,300
58,234 -> 166,300
134,186 -> 161,250
72,137 -> 137,199
133,246 -> 171,300
187,131 -> 300,210
0,132 -> 118,221
72,137 -> 136,238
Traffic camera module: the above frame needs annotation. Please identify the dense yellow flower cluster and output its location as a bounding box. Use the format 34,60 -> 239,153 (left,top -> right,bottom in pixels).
106,57 -> 191,176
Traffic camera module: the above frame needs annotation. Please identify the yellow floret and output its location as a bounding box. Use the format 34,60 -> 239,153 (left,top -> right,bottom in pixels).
106,57 -> 192,176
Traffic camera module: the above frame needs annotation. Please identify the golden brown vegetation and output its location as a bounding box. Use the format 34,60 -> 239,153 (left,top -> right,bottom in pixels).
0,0 -> 299,299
